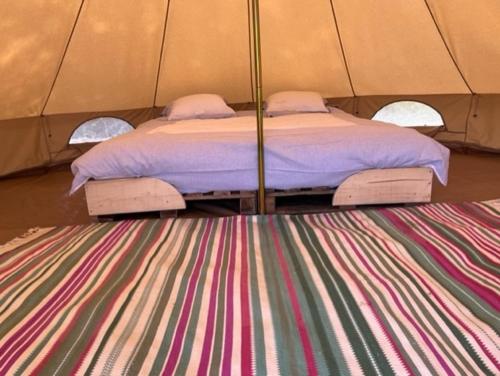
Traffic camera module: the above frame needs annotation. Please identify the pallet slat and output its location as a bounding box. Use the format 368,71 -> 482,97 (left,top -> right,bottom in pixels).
332,168 -> 433,206
85,178 -> 186,216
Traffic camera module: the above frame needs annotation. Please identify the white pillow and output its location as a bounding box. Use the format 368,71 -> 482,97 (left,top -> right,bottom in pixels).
265,91 -> 328,117
162,94 -> 236,121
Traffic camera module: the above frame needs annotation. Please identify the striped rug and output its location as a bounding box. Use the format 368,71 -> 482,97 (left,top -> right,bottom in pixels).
0,201 -> 499,375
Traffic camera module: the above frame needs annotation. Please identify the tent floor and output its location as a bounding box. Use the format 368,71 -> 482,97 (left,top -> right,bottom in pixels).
1,150 -> 499,245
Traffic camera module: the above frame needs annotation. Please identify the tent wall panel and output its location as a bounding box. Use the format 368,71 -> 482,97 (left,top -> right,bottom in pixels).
0,1 -> 82,120
260,0 -> 353,98
466,95 -> 500,149
0,118 -> 50,175
332,0 -> 470,95
327,97 -> 356,114
155,0 -> 254,105
426,0 -> 500,93
44,0 -> 168,114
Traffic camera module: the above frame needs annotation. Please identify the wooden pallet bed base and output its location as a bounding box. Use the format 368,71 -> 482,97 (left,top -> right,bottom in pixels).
84,167 -> 433,218
265,167 -> 433,214
85,178 -> 257,219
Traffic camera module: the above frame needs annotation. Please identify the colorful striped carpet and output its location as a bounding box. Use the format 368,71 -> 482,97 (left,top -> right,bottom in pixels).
0,201 -> 499,375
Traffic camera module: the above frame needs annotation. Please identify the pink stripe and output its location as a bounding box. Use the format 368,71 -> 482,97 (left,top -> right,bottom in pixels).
314,215 -> 414,375
382,209 -> 500,311
269,217 -> 318,376
0,226 -> 78,279
68,220 -> 168,375
0,226 -> 99,295
443,205 -> 500,258
453,203 -> 499,231
240,217 -> 253,376
422,205 -> 500,258
197,218 -> 228,373
399,209 -> 500,284
360,211 -> 500,370
0,221 -> 134,373
327,215 -> 455,375
221,217 -> 237,375
162,219 -> 214,375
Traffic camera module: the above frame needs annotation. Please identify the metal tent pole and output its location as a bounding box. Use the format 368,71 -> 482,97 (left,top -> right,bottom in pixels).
251,0 -> 266,214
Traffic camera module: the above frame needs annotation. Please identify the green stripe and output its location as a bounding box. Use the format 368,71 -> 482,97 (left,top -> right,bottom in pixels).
337,211 -> 470,374
247,217 -> 267,375
125,219 -> 196,374
150,219 -> 209,374
277,215 -> 347,375
258,215 -> 305,376
290,213 -> 394,376
175,217 -> 219,374
372,210 -> 499,328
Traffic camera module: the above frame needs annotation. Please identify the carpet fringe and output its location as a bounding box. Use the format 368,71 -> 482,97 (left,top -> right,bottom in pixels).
0,227 -> 50,254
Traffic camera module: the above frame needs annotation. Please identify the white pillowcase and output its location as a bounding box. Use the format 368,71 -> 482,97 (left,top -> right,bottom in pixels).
265,91 -> 328,117
162,94 -> 236,121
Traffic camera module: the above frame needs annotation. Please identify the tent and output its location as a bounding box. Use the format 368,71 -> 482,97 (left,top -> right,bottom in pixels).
1,3 -> 499,374
1,0 -> 499,179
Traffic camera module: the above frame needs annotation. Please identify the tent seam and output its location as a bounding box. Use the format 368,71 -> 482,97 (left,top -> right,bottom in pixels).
328,0 -> 356,97
40,0 -> 86,116
153,0 -> 172,108
422,0 -> 474,94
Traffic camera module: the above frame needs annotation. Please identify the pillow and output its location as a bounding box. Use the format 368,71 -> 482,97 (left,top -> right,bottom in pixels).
265,91 -> 328,117
162,94 -> 236,121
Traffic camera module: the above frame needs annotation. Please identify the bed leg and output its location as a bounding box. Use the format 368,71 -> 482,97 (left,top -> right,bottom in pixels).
265,196 -> 276,214
159,210 -> 178,219
97,215 -> 115,223
240,196 -> 257,215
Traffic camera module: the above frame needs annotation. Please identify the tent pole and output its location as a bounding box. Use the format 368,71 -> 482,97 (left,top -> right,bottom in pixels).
251,0 -> 266,214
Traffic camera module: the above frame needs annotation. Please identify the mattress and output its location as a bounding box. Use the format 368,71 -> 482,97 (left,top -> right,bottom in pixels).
70,109 -> 449,194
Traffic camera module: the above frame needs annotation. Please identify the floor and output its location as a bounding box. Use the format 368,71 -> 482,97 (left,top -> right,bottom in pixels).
1,150 -> 499,245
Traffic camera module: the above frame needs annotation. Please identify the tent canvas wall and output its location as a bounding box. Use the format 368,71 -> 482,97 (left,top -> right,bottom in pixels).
1,0 -> 499,177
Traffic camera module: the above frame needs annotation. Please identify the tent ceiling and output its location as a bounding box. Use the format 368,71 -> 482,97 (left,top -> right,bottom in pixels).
1,0 -> 499,121
0,1 -> 83,120
426,0 -> 500,94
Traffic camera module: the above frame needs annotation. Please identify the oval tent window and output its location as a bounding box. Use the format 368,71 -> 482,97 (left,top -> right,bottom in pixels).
69,117 -> 133,144
372,101 -> 444,127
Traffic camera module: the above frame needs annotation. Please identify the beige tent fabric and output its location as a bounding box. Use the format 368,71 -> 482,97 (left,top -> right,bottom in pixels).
332,0 -> 469,95
0,1 -> 82,119
0,117 -> 50,175
156,0 -> 254,105
45,0 -> 167,114
0,0 -> 498,177
467,95 -> 500,149
260,0 -> 353,98
426,0 -> 500,94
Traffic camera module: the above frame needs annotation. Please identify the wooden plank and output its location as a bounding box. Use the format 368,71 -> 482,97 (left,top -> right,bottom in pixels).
267,187 -> 336,198
85,178 -> 186,216
265,196 -> 276,214
184,190 -> 256,201
333,168 -> 433,206
240,196 -> 257,215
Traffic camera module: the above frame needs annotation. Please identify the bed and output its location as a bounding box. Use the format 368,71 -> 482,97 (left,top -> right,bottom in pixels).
71,108 -> 449,216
